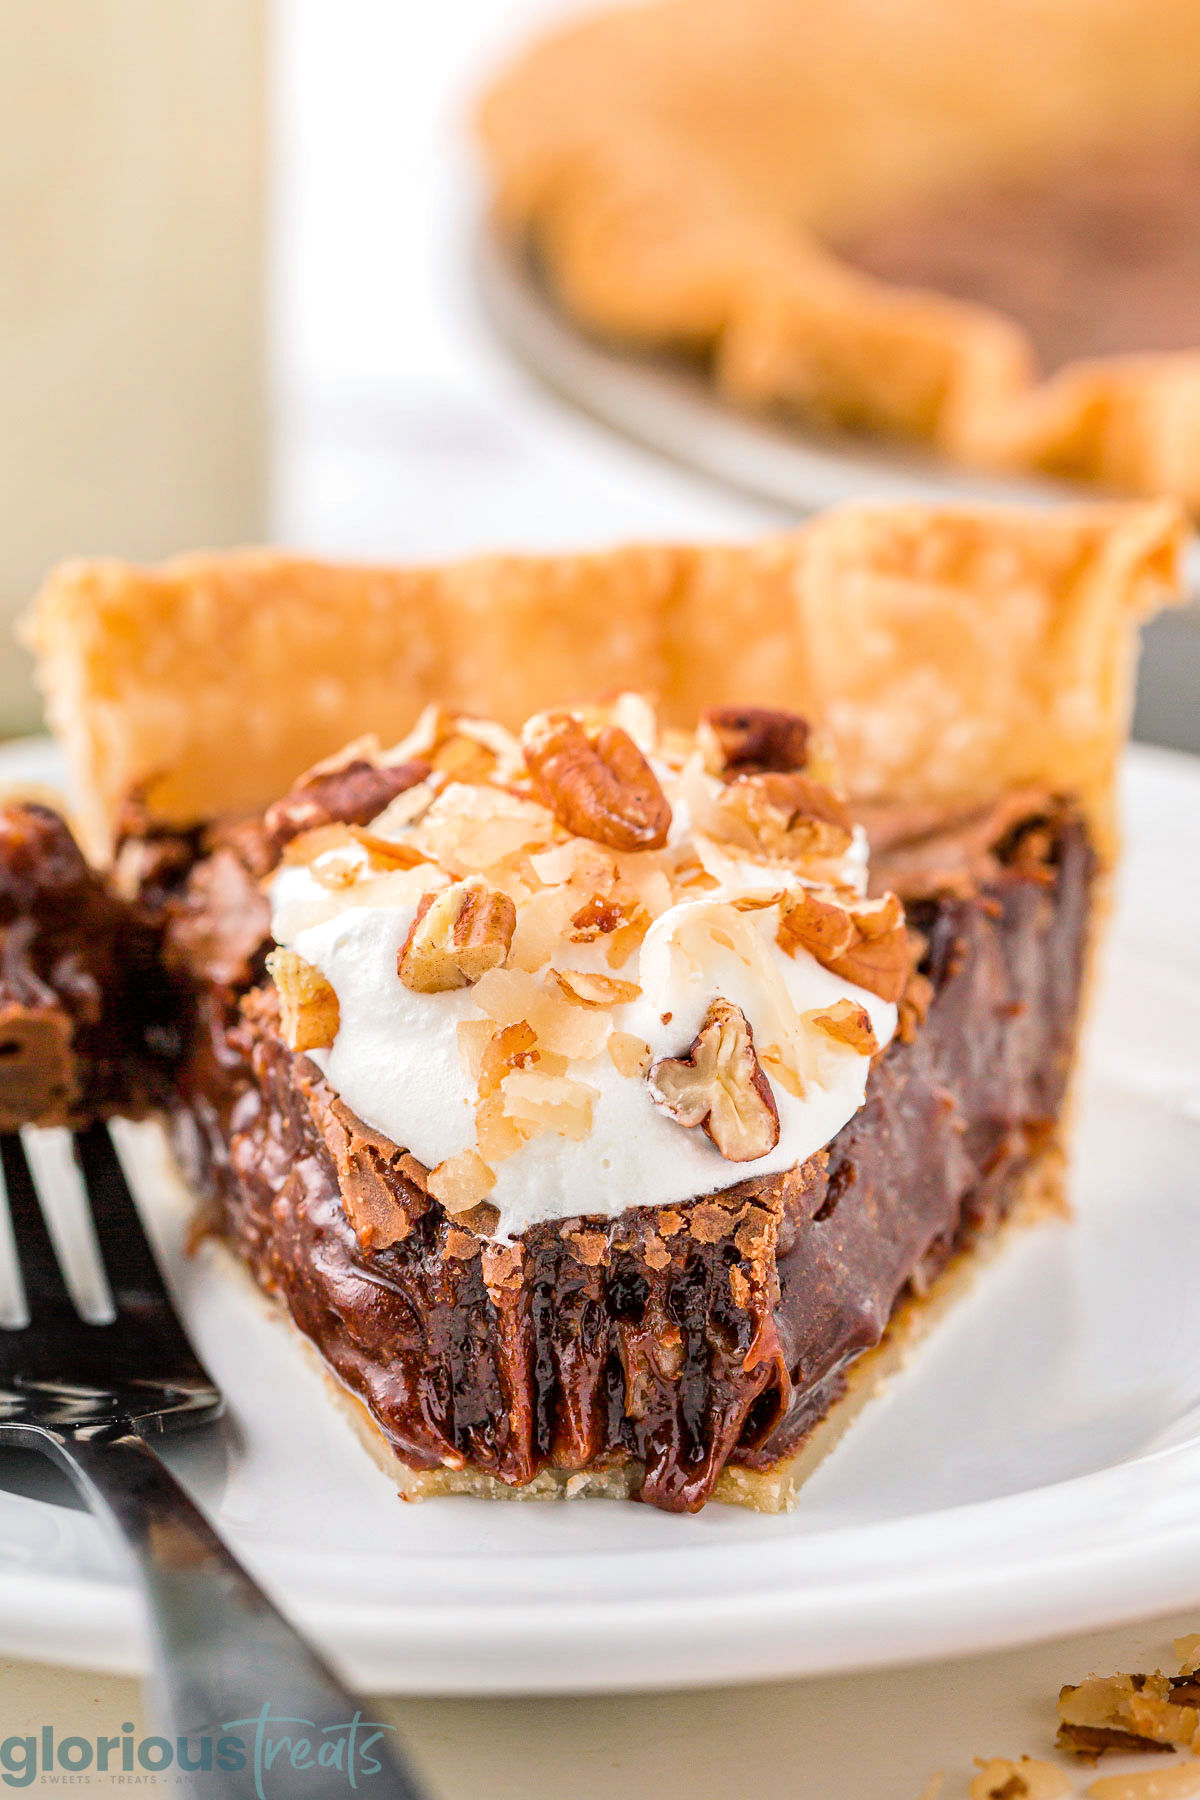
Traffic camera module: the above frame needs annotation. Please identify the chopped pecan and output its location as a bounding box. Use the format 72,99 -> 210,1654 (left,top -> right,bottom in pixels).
522,711 -> 671,852
778,886 -> 909,1004
776,886 -> 857,961
398,877 -> 516,993
267,948 -> 340,1052
569,896 -> 623,939
699,706 -> 811,777
716,772 -> 853,861
264,744 -> 431,857
1057,1673 -> 1193,1760
649,999 -> 780,1162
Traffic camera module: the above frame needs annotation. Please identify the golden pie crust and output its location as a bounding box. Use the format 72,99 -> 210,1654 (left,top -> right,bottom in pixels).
25,500 -> 1182,864
24,500 -> 1182,1507
477,0 -> 1200,509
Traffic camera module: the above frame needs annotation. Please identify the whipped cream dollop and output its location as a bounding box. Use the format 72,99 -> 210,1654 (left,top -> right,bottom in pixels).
269,699 -> 900,1241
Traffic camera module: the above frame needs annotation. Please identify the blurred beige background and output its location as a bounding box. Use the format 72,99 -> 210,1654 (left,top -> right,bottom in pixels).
0,0 -> 266,731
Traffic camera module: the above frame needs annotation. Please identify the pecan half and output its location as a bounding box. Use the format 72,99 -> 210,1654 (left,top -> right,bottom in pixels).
716,772 -> 853,861
267,948 -> 340,1051
699,706 -> 811,777
649,999 -> 779,1161
264,745 -> 431,857
522,712 -> 670,852
398,877 -> 516,993
777,887 -> 908,1003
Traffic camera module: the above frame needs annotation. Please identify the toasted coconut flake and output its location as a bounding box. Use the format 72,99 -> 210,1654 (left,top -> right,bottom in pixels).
477,1020 -> 537,1097
474,1091 -> 530,1163
530,839 -> 619,893
553,969 -> 642,1008
1177,1638 -> 1200,1677
603,901 -> 652,969
267,949 -> 340,1052
398,876 -> 516,993
510,886 -> 575,973
606,690 -> 659,753
501,1069 -> 597,1139
650,999 -> 780,1162
614,852 -> 674,920
427,1149 -> 496,1214
761,1044 -> 806,1097
415,782 -> 556,874
456,1017 -> 494,1080
366,776 -> 440,836
806,998 -> 880,1055
281,822 -> 359,868
284,821 -> 430,876
352,829 -> 429,870
970,1758 -> 1071,1800
608,1031 -> 652,1078
472,966 -> 612,1059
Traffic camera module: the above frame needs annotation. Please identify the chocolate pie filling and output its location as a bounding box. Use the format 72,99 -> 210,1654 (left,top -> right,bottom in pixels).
837,133 -> 1200,374
174,800 -> 1092,1512
0,794 -> 1092,1511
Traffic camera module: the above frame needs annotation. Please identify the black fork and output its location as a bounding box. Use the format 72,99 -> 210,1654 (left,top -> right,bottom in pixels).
0,1126 -> 428,1799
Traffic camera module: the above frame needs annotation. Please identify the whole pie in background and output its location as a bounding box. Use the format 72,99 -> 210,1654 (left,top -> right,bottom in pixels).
478,0 -> 1200,511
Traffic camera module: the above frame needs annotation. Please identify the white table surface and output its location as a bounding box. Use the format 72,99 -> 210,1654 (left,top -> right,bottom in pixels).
3,3 -> 1199,1786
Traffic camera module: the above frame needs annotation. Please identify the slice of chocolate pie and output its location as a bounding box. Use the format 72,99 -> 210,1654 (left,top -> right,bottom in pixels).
7,500 -> 1183,1511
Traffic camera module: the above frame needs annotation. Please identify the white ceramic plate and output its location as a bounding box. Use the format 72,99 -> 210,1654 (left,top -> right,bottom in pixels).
0,738 -> 1197,1696
476,228 -> 1200,599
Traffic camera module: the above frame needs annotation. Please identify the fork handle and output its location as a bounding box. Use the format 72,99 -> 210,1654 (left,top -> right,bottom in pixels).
31,1427 -> 428,1800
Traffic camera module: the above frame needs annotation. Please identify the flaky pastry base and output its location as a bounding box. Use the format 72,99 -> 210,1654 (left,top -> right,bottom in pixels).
477,0 -> 1200,509
24,500 -> 1182,863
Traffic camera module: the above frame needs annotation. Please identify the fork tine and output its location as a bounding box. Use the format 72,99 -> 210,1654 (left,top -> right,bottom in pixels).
0,1132 -> 74,1320
72,1124 -> 171,1311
